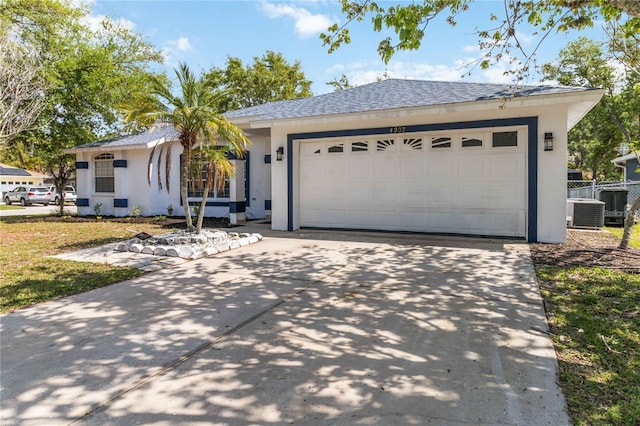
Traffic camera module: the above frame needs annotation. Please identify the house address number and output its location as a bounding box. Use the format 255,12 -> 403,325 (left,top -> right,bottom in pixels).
389,126 -> 406,133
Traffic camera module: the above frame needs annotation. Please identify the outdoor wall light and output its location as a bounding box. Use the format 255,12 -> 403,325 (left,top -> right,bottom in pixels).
276,146 -> 284,161
544,132 -> 554,151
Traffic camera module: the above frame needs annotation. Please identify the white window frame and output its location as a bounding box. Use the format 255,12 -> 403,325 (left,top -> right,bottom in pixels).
94,153 -> 114,193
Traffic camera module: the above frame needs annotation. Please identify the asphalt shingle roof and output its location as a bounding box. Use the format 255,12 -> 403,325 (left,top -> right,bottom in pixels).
73,125 -> 179,150
0,164 -> 31,177
225,78 -> 595,122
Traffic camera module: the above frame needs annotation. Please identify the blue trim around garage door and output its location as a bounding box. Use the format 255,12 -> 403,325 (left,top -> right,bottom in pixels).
287,117 -> 539,242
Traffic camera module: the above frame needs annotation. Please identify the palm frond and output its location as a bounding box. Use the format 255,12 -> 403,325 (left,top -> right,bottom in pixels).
147,143 -> 157,185
165,144 -> 171,193
157,145 -> 164,191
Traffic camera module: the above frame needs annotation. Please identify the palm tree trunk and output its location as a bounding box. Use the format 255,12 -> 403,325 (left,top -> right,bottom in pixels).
182,145 -> 194,231
619,196 -> 640,249
196,162 -> 215,233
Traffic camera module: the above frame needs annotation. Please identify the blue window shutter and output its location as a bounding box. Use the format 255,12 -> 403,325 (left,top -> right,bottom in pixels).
229,201 -> 246,213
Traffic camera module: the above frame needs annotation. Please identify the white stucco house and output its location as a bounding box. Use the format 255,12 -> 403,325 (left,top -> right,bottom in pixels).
68,79 -> 603,243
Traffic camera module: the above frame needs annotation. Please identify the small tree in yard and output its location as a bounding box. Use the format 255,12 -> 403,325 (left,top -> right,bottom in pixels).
620,197 -> 640,249
194,145 -> 238,234
122,62 -> 250,232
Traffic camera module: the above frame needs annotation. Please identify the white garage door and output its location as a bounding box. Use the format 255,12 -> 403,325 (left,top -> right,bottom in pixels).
299,127 -> 527,237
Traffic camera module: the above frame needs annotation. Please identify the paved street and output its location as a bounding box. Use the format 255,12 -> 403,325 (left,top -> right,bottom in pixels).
0,203 -> 77,217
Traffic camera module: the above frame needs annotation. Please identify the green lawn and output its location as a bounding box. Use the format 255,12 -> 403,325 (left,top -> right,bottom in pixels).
0,216 -> 176,312
606,224 -> 640,249
537,266 -> 640,425
0,204 -> 24,210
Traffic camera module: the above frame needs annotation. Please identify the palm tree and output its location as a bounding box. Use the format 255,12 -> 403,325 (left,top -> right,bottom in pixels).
121,63 -> 249,232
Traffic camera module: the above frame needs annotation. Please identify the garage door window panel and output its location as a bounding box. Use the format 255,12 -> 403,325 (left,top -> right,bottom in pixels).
461,137 -> 483,148
431,137 -> 452,150
492,131 -> 518,147
328,143 -> 344,153
403,138 -> 423,150
377,139 -> 395,152
351,141 -> 369,152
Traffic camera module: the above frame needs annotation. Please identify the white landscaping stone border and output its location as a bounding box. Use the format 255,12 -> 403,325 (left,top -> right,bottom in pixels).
114,229 -> 263,260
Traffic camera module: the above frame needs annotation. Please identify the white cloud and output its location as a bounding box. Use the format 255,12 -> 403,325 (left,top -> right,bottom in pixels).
323,56 -> 530,93
81,14 -> 136,32
260,1 -> 332,38
326,59 -> 466,87
462,44 -> 479,53
175,37 -> 192,52
161,37 -> 194,62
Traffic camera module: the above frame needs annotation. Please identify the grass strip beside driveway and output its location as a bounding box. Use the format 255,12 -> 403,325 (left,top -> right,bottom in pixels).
606,224 -> 640,249
0,205 -> 23,211
0,216 -> 174,313
537,266 -> 640,425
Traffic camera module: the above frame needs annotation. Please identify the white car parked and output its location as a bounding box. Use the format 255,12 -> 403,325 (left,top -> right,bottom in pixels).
4,186 -> 51,206
48,185 -> 77,205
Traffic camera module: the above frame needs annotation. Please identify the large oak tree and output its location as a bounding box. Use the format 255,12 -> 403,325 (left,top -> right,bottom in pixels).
0,0 -> 163,215
206,50 -> 312,111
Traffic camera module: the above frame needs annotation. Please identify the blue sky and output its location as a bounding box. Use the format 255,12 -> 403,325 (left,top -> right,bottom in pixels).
87,0 -> 609,94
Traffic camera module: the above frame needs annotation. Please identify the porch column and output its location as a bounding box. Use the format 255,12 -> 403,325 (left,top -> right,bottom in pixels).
229,159 -> 246,225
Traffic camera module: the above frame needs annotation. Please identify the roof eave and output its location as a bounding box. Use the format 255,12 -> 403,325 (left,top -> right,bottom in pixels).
64,136 -> 176,154
612,152 -> 638,164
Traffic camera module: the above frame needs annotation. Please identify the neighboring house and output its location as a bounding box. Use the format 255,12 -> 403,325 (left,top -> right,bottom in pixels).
0,163 -> 48,197
612,152 -> 640,181
68,79 -> 603,243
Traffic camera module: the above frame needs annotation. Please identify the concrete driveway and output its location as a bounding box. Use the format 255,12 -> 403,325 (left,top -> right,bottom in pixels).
1,228 -> 568,425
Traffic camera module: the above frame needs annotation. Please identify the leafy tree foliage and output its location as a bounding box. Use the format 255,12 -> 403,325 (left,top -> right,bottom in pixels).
207,50 -> 312,111
542,37 -> 633,180
0,0 -> 163,215
121,63 -> 250,233
326,73 -> 354,91
321,0 -> 640,80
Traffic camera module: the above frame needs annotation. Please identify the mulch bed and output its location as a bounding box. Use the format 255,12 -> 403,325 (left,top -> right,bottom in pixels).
530,229 -> 640,273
